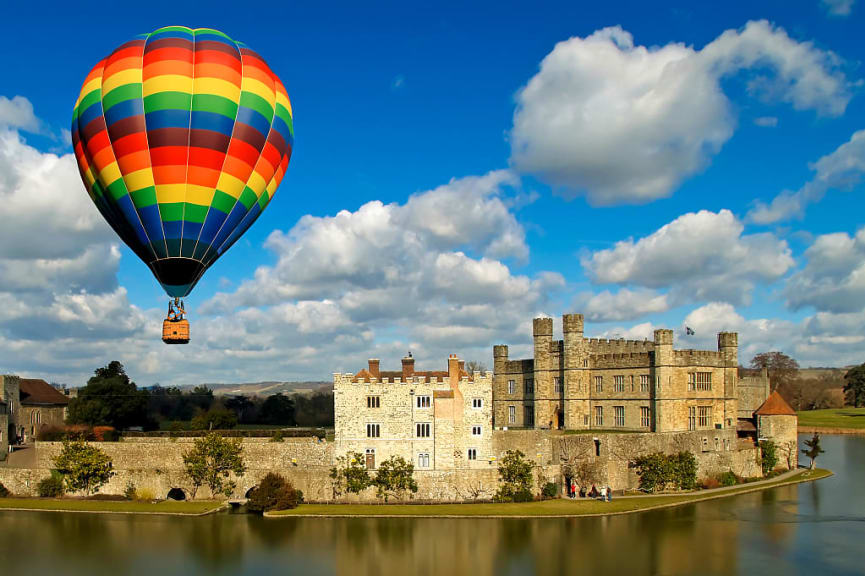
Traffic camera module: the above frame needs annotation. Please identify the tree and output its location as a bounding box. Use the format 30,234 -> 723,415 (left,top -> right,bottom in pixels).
67,361 -> 151,430
246,472 -> 301,513
182,433 -> 246,499
259,393 -> 295,425
760,440 -> 778,476
329,451 -> 372,498
778,440 -> 798,470
802,433 -> 824,470
373,456 -> 418,502
224,395 -> 255,423
843,363 -> 865,407
53,438 -> 115,495
465,361 -> 488,375
494,450 -> 534,502
750,352 -> 800,393
190,408 -> 238,430
189,385 -> 215,412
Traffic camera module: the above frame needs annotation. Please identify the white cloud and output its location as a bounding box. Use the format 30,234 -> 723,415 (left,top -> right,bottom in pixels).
581,209 -> 793,305
822,0 -> 855,16
0,96 -> 40,134
747,129 -> 865,224
753,116 -> 778,127
578,288 -> 671,322
511,20 -> 850,205
786,227 -> 865,313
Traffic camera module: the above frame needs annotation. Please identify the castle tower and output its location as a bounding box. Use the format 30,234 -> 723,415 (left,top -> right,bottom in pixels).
533,317 -> 554,429
718,332 -> 739,429
652,329 -> 674,432
562,313 -> 588,429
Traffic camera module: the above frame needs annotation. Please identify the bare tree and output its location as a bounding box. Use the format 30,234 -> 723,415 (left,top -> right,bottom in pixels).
750,352 -> 800,393
466,361 -> 488,375
778,440 -> 798,470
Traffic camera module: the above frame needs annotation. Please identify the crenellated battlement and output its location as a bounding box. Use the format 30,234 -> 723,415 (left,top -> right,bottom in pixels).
589,352 -> 653,369
587,338 -> 654,354
673,349 -> 725,367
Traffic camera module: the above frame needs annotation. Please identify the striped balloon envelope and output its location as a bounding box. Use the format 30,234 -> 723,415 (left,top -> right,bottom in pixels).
71,26 -> 293,298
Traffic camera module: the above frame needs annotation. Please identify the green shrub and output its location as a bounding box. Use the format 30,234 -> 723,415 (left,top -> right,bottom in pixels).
759,440 -> 778,476
631,451 -> 697,492
247,473 -> 301,513
718,471 -> 739,487
269,430 -> 285,443
37,426 -> 69,441
123,481 -> 136,500
190,408 -> 238,431
542,482 -> 559,499
0,482 -> 10,498
134,488 -> 155,502
493,450 -> 535,502
37,474 -> 65,498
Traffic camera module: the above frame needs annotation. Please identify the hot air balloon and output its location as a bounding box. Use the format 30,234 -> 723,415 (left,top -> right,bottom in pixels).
71,26 -> 293,344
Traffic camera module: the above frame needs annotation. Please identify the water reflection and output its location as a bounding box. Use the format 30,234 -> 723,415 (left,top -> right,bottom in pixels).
0,434 -> 862,576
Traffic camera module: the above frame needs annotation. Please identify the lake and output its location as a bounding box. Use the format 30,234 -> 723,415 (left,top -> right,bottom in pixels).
0,434 -> 862,576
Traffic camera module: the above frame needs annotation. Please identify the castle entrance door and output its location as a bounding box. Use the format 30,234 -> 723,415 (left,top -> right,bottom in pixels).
365,449 -> 375,469
556,408 -> 564,430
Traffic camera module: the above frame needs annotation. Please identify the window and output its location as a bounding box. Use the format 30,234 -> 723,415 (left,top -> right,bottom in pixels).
594,376 -> 603,393
714,437 -> 720,451
640,406 -> 650,428
583,359 -> 589,368
696,372 -> 712,391
640,375 -> 649,392
416,395 -> 431,409
508,405 -> 516,424
698,406 -> 711,428
613,376 -> 625,392
594,406 -> 603,427
688,372 -> 695,391
468,448 -> 477,461
418,453 -> 430,468
688,407 -> 696,431
416,423 -> 431,438
507,380 -> 516,394
630,375 -> 635,392
472,398 -> 483,409
554,377 -> 562,394
366,423 -> 380,438
366,396 -> 380,408
583,414 -> 589,426
524,406 -> 534,427
614,406 -> 624,427
524,379 -> 534,394
472,426 -> 482,436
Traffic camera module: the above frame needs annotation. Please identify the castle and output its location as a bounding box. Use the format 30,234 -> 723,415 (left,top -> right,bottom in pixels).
333,312 -> 797,486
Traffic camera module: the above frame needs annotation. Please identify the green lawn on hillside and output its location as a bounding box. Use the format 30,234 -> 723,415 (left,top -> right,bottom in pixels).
0,498 -> 223,515
270,469 -> 831,518
797,408 -> 865,430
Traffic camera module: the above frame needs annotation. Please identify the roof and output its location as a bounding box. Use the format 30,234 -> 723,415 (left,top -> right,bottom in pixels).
736,419 -> 757,433
19,379 -> 70,406
352,369 -> 471,383
755,391 -> 796,417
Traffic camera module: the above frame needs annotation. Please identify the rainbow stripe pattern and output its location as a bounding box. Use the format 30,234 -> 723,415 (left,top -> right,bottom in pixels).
71,26 -> 293,297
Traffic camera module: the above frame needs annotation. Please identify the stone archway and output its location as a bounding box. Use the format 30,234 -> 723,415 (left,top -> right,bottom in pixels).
245,486 -> 258,499
166,488 -> 187,501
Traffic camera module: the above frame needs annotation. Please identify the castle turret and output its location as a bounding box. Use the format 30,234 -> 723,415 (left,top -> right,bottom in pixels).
562,314 -> 586,429
652,329 -> 674,432
533,317 -> 554,428
718,332 -> 738,366
718,332 -> 739,429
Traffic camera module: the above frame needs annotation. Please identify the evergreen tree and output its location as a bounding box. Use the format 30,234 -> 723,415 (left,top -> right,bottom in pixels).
843,363 -> 865,407
802,433 -> 825,470
67,361 -> 150,430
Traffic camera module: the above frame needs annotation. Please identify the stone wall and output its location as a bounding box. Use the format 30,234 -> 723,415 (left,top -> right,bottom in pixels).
19,405 -> 66,443
758,414 -> 799,469
738,370 -> 770,419
18,437 -> 334,500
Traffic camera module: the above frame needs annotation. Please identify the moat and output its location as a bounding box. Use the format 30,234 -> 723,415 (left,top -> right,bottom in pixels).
0,433 -> 861,576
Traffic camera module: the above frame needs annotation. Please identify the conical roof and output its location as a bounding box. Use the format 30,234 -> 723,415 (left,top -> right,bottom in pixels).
755,390 -> 796,416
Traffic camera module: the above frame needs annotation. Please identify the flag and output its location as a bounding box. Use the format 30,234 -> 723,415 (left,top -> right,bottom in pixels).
685,326 -> 695,335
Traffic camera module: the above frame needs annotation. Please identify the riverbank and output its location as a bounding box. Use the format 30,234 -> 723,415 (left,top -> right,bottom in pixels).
798,408 -> 865,434
0,498 -> 225,516
267,468 -> 831,518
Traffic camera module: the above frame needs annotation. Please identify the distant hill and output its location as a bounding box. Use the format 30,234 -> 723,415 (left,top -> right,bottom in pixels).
177,381 -> 332,397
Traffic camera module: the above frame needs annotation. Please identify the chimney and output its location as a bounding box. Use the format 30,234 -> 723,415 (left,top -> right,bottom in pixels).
448,354 -> 460,387
368,359 -> 380,379
401,352 -> 414,380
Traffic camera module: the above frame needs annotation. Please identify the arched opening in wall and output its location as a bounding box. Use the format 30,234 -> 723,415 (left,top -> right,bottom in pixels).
245,486 -> 258,499
166,488 -> 186,501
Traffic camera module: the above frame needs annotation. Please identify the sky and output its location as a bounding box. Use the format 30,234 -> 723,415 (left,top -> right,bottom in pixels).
1,0 -> 864,386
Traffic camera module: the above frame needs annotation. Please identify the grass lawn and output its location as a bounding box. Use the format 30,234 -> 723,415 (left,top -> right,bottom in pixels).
270,468 -> 831,518
797,408 -> 865,430
0,498 -> 224,515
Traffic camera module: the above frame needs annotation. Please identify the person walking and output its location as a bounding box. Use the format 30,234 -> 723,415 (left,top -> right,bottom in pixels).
607,485 -> 613,502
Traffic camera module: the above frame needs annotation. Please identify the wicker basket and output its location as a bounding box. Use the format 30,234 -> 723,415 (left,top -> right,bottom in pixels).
162,319 -> 190,344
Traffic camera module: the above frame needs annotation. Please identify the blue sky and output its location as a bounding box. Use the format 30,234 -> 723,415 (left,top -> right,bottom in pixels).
0,0 -> 863,385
